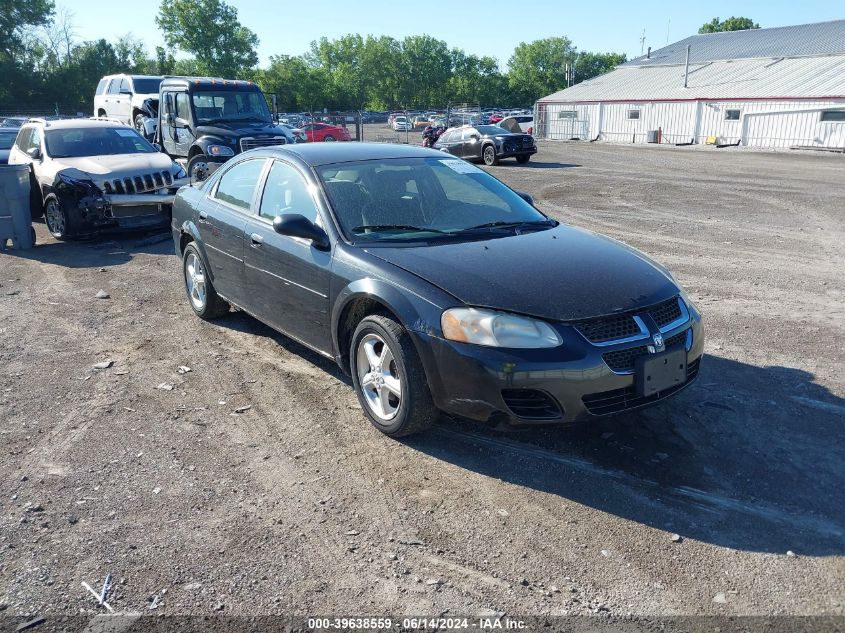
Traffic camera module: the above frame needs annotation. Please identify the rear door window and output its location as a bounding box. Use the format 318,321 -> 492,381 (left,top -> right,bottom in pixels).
95,79 -> 108,95
214,159 -> 267,211
119,78 -> 131,93
107,80 -> 121,95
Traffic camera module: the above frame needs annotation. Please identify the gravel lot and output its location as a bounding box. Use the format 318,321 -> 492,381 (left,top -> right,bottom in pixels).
1,138 -> 843,625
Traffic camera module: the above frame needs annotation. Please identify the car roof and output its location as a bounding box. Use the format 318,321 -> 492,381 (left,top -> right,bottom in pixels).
263,142 -> 447,166
161,76 -> 260,90
27,119 -> 132,130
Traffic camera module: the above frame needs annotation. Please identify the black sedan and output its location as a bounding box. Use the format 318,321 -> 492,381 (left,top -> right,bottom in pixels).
171,143 -> 703,437
434,125 -> 537,165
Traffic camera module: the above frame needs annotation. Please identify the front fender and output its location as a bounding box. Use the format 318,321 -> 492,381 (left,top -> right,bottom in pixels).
331,277 -> 451,397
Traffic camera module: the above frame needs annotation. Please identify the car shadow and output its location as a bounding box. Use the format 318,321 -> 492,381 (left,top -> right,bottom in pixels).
403,354 -> 845,556
213,310 -> 352,386
1,226 -> 173,268
497,161 -> 581,169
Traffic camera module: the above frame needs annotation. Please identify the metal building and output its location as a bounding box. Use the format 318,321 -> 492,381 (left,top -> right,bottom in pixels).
535,20 -> 845,149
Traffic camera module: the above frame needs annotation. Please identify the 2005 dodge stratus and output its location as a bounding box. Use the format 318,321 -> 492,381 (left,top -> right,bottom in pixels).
171,143 -> 703,437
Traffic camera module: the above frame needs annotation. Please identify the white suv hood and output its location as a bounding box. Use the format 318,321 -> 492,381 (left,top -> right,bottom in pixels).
58,153 -> 175,178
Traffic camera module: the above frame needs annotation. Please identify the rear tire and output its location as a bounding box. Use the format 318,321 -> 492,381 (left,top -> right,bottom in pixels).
323,135 -> 336,142
350,315 -> 438,437
182,243 -> 229,320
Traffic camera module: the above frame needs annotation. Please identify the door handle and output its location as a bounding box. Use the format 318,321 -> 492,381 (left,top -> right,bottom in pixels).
250,233 -> 263,246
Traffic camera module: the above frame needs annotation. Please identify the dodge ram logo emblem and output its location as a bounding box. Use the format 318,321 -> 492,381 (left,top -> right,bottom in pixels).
648,333 -> 665,354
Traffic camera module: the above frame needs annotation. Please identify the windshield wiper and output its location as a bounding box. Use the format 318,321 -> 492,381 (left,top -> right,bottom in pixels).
457,219 -> 556,233
351,224 -> 449,234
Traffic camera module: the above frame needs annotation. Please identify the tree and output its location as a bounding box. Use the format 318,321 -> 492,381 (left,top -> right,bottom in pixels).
156,0 -> 258,77
699,17 -> 760,34
574,51 -> 626,84
508,37 -> 576,104
0,0 -> 54,55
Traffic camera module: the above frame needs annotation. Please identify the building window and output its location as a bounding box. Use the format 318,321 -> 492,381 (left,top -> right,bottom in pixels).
725,109 -> 741,120
558,110 -> 576,119
627,110 -> 641,120
820,110 -> 845,122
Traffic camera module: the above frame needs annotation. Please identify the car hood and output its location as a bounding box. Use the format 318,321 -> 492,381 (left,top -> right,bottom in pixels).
364,225 -> 679,321
56,153 -> 176,177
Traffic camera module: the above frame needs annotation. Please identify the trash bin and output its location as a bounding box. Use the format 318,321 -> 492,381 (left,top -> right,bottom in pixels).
0,164 -> 34,250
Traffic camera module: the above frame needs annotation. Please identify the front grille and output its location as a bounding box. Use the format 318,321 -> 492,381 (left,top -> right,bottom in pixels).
240,136 -> 286,152
602,329 -> 689,373
649,297 -> 683,329
575,314 -> 643,344
574,297 -> 685,344
102,170 -> 173,195
582,357 -> 701,415
501,389 -> 563,420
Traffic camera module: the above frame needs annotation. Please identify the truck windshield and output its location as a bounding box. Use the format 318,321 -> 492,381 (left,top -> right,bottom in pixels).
191,91 -> 271,124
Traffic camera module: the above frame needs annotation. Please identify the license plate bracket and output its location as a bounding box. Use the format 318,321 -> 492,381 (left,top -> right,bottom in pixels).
635,346 -> 687,397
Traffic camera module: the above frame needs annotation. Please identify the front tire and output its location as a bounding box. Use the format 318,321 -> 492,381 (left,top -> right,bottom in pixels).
482,144 -> 498,166
323,135 -> 336,142
187,154 -> 213,181
350,315 -> 438,437
182,243 -> 229,320
43,194 -> 75,240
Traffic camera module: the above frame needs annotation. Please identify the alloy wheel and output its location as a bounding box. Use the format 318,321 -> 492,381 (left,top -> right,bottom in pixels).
185,252 -> 207,311
45,198 -> 65,235
356,333 -> 402,422
483,146 -> 496,165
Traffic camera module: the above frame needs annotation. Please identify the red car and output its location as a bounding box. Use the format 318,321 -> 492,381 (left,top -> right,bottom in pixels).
301,122 -> 352,142
488,113 -> 504,123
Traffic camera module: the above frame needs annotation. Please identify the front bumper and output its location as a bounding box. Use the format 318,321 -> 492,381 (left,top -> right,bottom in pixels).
412,314 -> 704,427
498,145 -> 537,159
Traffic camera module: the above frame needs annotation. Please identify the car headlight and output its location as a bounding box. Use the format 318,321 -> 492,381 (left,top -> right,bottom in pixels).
207,144 -> 234,157
57,172 -> 97,190
441,307 -> 562,348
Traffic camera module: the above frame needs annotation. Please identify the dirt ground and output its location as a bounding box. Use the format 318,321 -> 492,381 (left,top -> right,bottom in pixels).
1,137 -> 843,626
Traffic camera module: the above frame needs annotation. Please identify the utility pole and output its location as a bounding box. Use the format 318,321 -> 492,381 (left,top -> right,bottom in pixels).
640,29 -> 646,56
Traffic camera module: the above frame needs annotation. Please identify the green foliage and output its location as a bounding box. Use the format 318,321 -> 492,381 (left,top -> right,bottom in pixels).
2,0 -> 627,114
699,17 -> 760,34
155,0 -> 258,77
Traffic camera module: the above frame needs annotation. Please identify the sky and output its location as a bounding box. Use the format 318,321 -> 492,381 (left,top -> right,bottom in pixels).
63,0 -> 844,70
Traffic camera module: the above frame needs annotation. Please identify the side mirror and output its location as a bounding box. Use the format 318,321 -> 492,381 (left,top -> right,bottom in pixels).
515,191 -> 534,205
26,147 -> 41,161
469,133 -> 480,141
273,214 -> 330,250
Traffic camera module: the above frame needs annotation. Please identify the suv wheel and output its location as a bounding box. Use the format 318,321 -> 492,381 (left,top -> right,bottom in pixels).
182,243 -> 229,320
482,144 -> 498,166
134,113 -> 147,134
44,194 -> 74,240
350,315 -> 438,437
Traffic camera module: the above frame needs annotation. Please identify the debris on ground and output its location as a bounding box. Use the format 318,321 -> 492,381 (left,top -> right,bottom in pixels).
157,383 -> 174,391
95,290 -> 110,299
81,573 -> 114,612
177,366 -> 192,374
670,534 -> 682,543
233,405 -> 252,413
93,360 -> 113,370
712,592 -> 727,604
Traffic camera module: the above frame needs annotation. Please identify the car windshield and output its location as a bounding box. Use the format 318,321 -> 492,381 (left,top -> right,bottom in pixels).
132,78 -> 162,93
44,127 -> 157,158
318,157 -> 554,243
192,90 -> 271,124
1,118 -> 25,128
0,131 -> 16,149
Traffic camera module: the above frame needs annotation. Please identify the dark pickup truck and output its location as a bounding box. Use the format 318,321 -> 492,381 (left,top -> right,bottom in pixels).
155,76 -> 295,180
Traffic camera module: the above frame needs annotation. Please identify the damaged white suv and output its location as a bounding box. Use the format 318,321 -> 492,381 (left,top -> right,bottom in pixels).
9,118 -> 186,239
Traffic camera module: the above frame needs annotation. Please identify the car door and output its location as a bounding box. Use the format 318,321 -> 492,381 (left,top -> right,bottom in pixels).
460,127 -> 481,160
243,159 -> 332,353
438,130 -> 461,156
173,92 -> 195,155
112,78 -> 132,124
103,79 -> 121,118
200,157 -> 268,305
